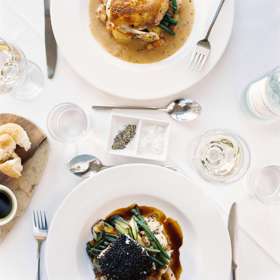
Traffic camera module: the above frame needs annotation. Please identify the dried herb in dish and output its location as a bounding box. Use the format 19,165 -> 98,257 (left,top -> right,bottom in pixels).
112,124 -> 137,150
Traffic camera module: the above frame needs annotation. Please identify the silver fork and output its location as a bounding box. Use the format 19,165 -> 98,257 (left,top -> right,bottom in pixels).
189,0 -> 226,71
33,210 -> 48,280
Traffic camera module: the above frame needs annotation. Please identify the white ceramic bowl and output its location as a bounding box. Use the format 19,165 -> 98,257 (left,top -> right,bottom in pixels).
51,0 -> 235,100
45,164 -> 231,280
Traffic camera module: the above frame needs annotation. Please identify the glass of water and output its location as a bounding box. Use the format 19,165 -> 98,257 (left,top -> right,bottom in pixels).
247,165 -> 280,204
0,37 -> 44,100
47,103 -> 89,143
245,67 -> 280,120
192,130 -> 251,184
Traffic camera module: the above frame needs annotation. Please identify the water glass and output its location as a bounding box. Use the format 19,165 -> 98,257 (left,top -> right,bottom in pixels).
0,37 -> 44,100
247,165 -> 280,204
245,67 -> 280,120
192,130 -> 251,184
47,103 -> 89,143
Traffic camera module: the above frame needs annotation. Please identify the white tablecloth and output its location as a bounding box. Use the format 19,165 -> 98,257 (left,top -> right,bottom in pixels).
0,0 -> 280,279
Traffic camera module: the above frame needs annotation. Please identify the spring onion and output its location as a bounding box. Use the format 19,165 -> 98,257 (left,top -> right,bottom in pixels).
148,255 -> 165,267
164,14 -> 177,25
131,208 -> 170,262
171,0 -> 177,12
159,23 -> 176,36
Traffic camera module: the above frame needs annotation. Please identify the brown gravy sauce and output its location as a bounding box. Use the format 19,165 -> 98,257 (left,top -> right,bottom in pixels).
106,204 -> 183,279
89,0 -> 195,63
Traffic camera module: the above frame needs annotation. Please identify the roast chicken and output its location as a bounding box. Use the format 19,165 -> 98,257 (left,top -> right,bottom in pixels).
96,0 -> 177,43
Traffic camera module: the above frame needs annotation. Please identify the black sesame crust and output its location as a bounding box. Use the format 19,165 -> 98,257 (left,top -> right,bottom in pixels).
98,235 -> 153,280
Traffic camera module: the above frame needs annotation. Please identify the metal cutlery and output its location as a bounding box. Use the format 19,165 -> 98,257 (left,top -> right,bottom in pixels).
92,98 -> 202,122
189,0 -> 226,71
44,0 -> 57,79
69,154 -> 178,178
69,154 -> 110,178
33,210 -> 48,280
228,203 -> 238,280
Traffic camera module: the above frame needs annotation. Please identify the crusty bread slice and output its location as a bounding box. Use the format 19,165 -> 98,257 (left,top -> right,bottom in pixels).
0,153 -> 23,178
0,123 -> 31,151
0,134 -> 16,162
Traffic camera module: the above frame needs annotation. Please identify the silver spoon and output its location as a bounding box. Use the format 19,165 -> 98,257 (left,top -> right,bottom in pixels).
68,154 -> 110,178
69,154 -> 179,178
92,98 -> 202,122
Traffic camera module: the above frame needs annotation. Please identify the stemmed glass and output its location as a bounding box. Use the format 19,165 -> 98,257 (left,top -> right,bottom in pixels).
0,37 -> 44,100
192,129 -> 251,184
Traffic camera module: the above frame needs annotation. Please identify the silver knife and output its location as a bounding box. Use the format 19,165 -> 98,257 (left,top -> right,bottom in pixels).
44,0 -> 57,79
228,203 -> 238,280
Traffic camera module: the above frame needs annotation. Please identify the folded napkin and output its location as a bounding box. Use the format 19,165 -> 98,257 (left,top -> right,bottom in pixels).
237,197 -> 280,265
175,161 -> 280,267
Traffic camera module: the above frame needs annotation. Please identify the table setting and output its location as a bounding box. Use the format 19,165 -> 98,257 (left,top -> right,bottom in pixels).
0,0 -> 280,279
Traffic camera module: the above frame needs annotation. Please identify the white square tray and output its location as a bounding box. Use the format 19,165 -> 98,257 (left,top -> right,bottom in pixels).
107,113 -> 170,162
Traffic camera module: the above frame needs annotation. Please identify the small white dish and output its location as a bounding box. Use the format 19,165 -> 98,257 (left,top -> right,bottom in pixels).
107,113 -> 170,162
0,184 -> 17,226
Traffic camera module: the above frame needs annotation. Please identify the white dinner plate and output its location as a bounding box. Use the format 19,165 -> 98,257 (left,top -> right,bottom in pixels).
51,0 -> 234,100
46,164 -> 231,280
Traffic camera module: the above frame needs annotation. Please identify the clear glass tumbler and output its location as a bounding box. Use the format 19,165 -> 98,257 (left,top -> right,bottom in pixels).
47,103 -> 89,143
245,67 -> 280,120
247,165 -> 280,204
0,37 -> 44,100
192,130 -> 251,184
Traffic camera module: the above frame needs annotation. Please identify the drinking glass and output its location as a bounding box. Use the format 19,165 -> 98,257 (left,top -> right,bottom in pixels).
247,165 -> 280,204
0,37 -> 44,100
47,103 -> 89,143
245,67 -> 280,120
192,130 -> 251,184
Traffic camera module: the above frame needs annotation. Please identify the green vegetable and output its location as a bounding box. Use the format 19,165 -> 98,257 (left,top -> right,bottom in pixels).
104,221 -> 114,228
171,0 -> 177,12
145,247 -> 161,253
164,14 -> 177,25
129,217 -> 139,240
92,230 -> 98,241
159,24 -> 175,36
109,216 -> 129,227
115,223 -> 128,235
98,244 -> 107,250
87,231 -> 118,258
87,242 -> 103,258
104,221 -> 115,232
109,216 -> 133,237
104,233 -> 118,242
131,208 -> 170,263
148,255 -> 165,267
88,207 -> 171,269
96,232 -> 104,242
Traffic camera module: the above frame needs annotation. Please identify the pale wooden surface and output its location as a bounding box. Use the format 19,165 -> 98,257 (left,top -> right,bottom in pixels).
0,114 -> 49,243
